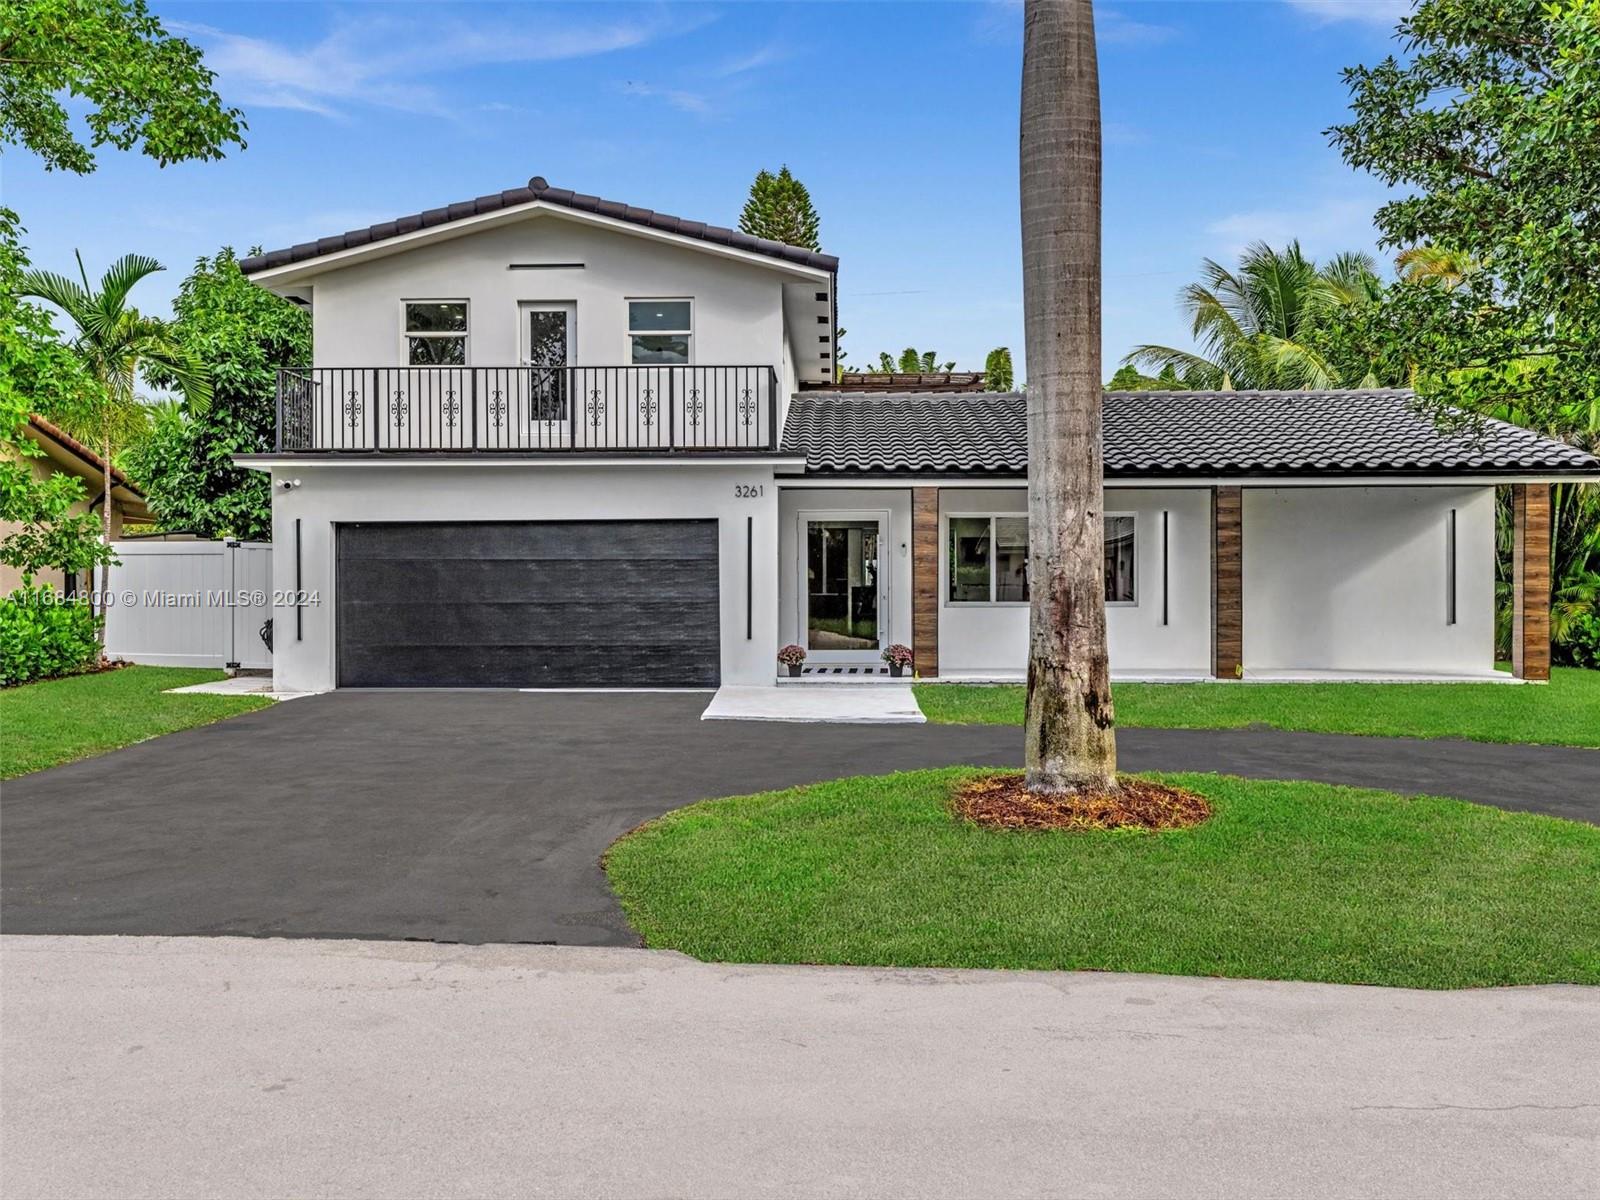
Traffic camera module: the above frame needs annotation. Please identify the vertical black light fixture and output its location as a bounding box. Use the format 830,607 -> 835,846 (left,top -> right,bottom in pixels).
295,517 -> 304,641
1161,510 -> 1170,626
1446,508 -> 1457,625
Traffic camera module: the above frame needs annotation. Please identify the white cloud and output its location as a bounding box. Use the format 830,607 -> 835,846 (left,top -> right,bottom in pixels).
1204,185 -> 1389,263
1281,0 -> 1411,28
174,10 -> 692,120
974,2 -> 1179,47
619,81 -> 716,117
1097,7 -> 1179,46
712,44 -> 788,78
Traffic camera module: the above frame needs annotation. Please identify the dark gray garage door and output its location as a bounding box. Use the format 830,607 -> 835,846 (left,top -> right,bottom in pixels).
336,521 -> 720,688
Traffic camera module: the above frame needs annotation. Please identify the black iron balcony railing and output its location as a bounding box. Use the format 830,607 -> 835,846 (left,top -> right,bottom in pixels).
274,365 -> 780,453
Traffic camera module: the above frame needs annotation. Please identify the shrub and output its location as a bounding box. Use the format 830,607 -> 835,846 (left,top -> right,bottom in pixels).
0,587 -> 102,686
777,643 -> 807,667
1558,612 -> 1600,670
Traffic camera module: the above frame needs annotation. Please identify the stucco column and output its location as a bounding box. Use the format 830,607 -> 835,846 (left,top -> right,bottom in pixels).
1212,486 -> 1244,679
1511,483 -> 1552,681
912,487 -> 940,678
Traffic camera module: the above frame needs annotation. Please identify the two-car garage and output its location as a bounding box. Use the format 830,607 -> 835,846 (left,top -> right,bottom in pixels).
334,520 -> 721,688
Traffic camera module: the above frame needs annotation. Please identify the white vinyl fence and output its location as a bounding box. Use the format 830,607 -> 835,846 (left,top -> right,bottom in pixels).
103,540 -> 274,670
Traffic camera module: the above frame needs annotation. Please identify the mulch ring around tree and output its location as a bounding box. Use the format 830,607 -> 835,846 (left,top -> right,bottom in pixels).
952,772 -> 1211,832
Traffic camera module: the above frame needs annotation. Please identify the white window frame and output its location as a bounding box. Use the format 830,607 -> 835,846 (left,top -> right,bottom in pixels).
401,299 -> 470,366
944,511 -> 1138,607
626,297 -> 693,365
1103,511 -> 1138,607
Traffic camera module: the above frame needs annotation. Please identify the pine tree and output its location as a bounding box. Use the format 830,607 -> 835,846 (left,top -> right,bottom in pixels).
738,166 -> 820,250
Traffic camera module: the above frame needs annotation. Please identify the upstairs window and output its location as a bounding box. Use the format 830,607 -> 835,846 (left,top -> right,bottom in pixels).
628,299 -> 692,365
405,301 -> 468,365
948,514 -> 1137,605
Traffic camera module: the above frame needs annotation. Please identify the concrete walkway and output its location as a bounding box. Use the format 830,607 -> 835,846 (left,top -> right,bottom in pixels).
702,683 -> 925,722
4,935 -> 1596,1200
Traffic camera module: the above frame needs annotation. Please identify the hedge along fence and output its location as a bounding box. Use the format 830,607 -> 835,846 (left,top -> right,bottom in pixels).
1,586 -> 101,686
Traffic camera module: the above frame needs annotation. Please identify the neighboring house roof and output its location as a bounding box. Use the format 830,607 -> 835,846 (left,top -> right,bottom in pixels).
15,415 -> 150,522
25,415 -> 142,493
806,372 -> 990,394
238,176 -> 840,276
780,389 -> 1600,478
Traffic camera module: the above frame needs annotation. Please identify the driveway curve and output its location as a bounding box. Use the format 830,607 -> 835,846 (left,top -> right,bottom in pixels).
3,691 -> 1596,946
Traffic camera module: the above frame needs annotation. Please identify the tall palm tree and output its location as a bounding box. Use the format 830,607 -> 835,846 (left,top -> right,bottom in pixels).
1125,241 -> 1387,389
1020,0 -> 1115,793
20,253 -> 208,622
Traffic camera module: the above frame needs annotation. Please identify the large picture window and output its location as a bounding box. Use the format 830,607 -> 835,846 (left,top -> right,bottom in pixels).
628,299 -> 692,364
947,514 -> 1136,605
404,301 -> 468,365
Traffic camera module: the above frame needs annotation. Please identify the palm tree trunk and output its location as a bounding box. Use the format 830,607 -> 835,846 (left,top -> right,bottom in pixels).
1020,0 -> 1117,793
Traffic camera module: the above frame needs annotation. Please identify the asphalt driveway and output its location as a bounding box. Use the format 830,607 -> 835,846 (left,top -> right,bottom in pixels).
4,691 -> 1597,945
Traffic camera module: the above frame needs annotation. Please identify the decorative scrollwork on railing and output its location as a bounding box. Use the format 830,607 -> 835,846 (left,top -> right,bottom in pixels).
638,387 -> 657,427
586,388 -> 605,428
737,387 -> 757,427
389,390 -> 409,427
343,390 -> 363,429
686,388 -> 704,427
488,389 -> 507,428
442,389 -> 461,428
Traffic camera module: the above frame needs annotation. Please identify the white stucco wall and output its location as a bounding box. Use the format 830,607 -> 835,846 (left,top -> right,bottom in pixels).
1243,485 -> 1495,674
777,487 -> 915,659
266,462 -> 781,692
307,213 -> 788,370
935,487 -> 1214,677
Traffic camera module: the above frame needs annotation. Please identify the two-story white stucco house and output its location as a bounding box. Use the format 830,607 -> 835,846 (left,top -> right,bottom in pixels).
238,176 -> 1599,693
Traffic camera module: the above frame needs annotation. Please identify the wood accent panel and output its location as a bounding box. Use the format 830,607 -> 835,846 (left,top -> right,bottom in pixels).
1212,486 -> 1244,679
1512,483 -> 1552,681
912,487 -> 940,678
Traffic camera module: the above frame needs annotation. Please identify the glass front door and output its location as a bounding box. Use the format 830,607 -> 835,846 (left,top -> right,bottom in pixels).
805,520 -> 882,655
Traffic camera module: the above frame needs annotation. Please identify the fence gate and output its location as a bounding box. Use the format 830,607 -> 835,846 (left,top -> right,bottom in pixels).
103,540 -> 274,669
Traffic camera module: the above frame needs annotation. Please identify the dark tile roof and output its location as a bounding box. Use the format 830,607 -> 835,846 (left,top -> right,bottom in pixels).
239,176 -> 839,276
780,389 -> 1600,478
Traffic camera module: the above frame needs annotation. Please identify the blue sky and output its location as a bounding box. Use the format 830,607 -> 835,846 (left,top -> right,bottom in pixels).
4,0 -> 1412,377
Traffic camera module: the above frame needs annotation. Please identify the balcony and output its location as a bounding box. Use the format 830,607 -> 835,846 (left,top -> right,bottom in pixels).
275,365 -> 780,453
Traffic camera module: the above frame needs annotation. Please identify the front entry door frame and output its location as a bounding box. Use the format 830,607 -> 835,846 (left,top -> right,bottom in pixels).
797,509 -> 891,664
519,301 -> 576,437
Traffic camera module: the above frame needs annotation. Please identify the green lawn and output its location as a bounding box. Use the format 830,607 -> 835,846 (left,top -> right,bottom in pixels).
1,666 -> 274,779
913,667 -> 1600,747
605,768 -> 1600,989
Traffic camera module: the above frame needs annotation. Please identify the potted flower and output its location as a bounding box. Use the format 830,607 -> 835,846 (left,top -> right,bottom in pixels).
882,643 -> 914,678
777,643 -> 807,677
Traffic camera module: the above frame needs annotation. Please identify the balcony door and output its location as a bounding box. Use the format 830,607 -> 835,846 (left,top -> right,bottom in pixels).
521,302 -> 574,429
800,513 -> 888,663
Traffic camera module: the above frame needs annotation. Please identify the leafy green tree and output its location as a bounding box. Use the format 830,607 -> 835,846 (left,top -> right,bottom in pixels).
0,209 -> 111,588
1107,363 -> 1197,391
129,248 -> 309,539
984,346 -> 1015,391
1124,241 -> 1393,390
874,348 -> 957,374
738,166 -> 820,250
1,0 -> 246,174
1330,0 -> 1600,662
19,252 -> 208,636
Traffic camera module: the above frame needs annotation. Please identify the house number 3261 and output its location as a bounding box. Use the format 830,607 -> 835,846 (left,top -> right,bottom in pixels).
734,484 -> 765,498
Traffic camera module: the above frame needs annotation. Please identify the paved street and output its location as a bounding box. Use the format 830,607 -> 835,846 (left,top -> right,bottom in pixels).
4,935 -> 1597,1200
4,691 -> 1598,946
